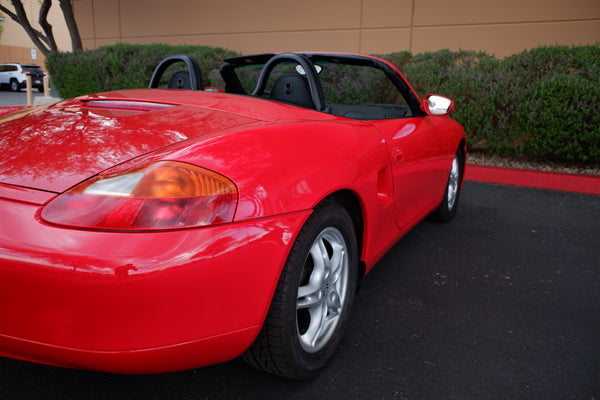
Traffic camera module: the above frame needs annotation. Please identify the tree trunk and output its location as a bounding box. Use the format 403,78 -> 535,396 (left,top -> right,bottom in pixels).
39,0 -> 58,52
59,0 -> 83,52
0,0 -> 83,55
0,0 -> 52,55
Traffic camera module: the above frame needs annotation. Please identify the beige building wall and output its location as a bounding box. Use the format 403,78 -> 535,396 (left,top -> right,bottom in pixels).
0,44 -> 45,66
72,0 -> 600,58
0,0 -> 73,65
1,0 -> 599,65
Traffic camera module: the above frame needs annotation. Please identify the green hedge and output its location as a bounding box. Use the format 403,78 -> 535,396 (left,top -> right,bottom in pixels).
46,43 -> 599,165
388,45 -> 600,164
45,43 -> 239,99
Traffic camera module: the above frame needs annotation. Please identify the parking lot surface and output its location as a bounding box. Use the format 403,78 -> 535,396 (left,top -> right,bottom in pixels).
1,174 -> 599,400
0,89 -> 48,106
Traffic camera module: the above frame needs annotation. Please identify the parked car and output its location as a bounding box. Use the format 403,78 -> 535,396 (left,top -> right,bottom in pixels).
0,63 -> 45,92
0,52 -> 466,379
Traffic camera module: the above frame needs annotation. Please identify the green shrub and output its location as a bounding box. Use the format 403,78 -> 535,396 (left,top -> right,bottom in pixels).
45,43 -> 239,99
45,50 -> 105,98
388,45 -> 599,165
491,45 -> 600,163
516,72 -> 600,162
378,51 -> 413,70
396,49 -> 500,152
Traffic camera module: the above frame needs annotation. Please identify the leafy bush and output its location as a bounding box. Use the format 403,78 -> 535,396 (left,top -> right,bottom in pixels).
45,43 -> 238,99
44,50 -> 105,98
491,45 -> 600,163
388,45 -> 600,164
394,50 -> 500,150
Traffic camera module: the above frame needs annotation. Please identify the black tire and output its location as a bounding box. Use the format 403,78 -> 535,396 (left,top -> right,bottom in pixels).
429,148 -> 464,222
243,200 -> 359,379
10,79 -> 20,92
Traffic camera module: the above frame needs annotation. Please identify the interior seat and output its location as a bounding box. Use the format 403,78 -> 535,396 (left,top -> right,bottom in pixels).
168,70 -> 193,89
269,74 -> 315,109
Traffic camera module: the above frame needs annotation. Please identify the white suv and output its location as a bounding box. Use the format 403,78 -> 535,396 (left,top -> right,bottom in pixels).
0,63 -> 46,92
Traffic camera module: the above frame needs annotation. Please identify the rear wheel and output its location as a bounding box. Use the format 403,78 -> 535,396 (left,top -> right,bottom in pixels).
10,79 -> 19,92
243,200 -> 359,379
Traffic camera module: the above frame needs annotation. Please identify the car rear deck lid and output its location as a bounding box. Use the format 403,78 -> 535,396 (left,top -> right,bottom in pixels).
0,183 -> 56,206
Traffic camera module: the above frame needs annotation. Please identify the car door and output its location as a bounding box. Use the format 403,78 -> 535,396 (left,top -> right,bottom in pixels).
4,65 -> 18,85
369,116 -> 450,229
312,57 -> 452,229
0,65 -> 7,85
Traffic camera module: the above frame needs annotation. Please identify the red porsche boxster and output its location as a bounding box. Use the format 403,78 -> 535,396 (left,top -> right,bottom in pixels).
0,52 -> 465,379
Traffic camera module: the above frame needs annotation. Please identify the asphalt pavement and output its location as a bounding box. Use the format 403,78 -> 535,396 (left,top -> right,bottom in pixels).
1,181 -> 598,400
0,89 -> 50,106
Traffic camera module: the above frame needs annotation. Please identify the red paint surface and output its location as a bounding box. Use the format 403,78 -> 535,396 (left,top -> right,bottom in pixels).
0,54 -> 468,374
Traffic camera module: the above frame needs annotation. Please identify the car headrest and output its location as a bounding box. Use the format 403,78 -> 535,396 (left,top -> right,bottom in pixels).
269,74 -> 315,109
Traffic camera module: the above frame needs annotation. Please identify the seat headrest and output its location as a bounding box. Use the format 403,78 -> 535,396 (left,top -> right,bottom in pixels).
269,74 -> 315,109
168,70 -> 193,90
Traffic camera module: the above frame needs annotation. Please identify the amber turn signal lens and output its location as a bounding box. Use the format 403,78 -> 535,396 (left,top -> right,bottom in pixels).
42,162 -> 238,231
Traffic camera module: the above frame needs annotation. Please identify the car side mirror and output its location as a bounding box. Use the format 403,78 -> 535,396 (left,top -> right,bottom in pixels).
422,94 -> 455,116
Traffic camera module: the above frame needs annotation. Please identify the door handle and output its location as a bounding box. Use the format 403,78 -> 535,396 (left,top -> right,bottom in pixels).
392,147 -> 404,164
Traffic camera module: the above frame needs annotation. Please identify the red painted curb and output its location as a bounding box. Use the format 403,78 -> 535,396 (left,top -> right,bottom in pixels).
465,164 -> 600,195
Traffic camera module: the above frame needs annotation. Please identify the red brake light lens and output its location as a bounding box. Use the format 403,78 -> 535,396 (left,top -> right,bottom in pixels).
42,162 -> 238,231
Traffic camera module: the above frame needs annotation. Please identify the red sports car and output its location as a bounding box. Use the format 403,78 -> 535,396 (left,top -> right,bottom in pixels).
0,52 -> 465,379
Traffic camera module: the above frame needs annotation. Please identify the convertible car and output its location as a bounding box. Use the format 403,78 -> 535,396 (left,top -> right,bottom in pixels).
0,52 -> 465,379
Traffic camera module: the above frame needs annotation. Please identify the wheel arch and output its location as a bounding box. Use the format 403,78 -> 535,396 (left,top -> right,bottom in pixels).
457,138 -> 467,187
322,190 -> 367,290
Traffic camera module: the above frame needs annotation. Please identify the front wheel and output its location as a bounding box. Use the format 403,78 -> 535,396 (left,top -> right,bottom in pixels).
243,200 -> 359,379
429,148 -> 464,222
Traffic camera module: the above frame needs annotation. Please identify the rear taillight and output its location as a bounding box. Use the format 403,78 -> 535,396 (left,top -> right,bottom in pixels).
42,161 -> 238,231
